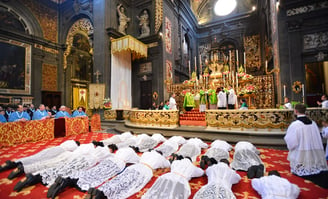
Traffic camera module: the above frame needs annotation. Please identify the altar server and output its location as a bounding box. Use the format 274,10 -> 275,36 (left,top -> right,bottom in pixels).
217,87 -> 227,109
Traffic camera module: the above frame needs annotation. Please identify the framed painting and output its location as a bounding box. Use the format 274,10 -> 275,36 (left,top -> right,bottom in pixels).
0,39 -> 31,94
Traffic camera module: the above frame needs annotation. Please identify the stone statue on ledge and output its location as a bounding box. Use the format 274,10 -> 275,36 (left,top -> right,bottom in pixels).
117,4 -> 130,35
137,10 -> 150,38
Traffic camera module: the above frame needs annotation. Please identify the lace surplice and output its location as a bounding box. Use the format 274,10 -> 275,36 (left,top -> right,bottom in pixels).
155,140 -> 179,157
177,143 -> 201,162
204,148 -> 230,162
77,156 -> 124,191
230,149 -> 263,171
194,163 -> 241,199
142,158 -> 204,199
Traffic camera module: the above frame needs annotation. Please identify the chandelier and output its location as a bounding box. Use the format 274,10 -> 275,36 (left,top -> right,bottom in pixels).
214,0 -> 237,16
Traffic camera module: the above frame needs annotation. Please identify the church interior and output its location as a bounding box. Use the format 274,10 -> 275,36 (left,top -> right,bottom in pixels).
0,0 -> 328,198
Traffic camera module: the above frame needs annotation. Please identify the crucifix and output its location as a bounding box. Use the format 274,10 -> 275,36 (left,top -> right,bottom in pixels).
93,70 -> 102,83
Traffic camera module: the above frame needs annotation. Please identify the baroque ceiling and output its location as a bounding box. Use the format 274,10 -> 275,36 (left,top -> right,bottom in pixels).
191,0 -> 258,24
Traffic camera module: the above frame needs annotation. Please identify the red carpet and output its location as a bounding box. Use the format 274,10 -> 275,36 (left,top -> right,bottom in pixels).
180,109 -> 207,127
0,132 -> 327,199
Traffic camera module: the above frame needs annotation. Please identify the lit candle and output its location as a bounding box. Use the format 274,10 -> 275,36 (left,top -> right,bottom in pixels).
283,85 -> 286,97
302,84 -> 305,97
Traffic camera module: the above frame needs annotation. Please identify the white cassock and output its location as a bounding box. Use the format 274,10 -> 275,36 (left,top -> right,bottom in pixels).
98,150 -> 170,199
284,102 -> 292,110
168,135 -> 187,145
228,89 -> 237,106
38,145 -> 110,185
142,158 -> 204,199
284,118 -> 328,176
204,140 -> 233,162
76,147 -> 140,191
193,163 -> 241,199
252,175 -> 300,199
217,91 -> 227,108
14,140 -> 78,171
177,138 -> 208,162
169,96 -> 177,110
322,100 -> 328,108
134,133 -> 166,152
24,143 -> 90,174
101,131 -> 134,146
230,141 -> 263,171
155,139 -> 180,158
322,127 -> 328,159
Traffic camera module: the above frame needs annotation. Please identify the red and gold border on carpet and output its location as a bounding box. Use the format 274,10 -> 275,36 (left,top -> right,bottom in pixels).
0,132 -> 327,199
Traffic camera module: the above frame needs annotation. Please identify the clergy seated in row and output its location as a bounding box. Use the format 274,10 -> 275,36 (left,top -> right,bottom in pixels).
284,103 -> 328,188
32,104 -> 51,120
8,104 -> 31,122
0,110 -> 6,123
72,106 -> 87,117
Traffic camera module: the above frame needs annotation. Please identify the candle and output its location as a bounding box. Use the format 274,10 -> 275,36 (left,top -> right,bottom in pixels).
199,54 -> 202,74
194,56 -> 197,73
265,60 -> 268,71
188,60 -> 191,77
302,84 -> 305,97
283,85 -> 286,97
236,50 -> 239,63
244,51 -> 246,68
236,72 -> 238,93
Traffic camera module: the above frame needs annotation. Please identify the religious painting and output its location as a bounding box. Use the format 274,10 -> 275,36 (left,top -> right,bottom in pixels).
42,64 -> 57,91
88,83 -> 105,109
165,17 -> 172,54
0,40 -> 31,95
73,87 -> 88,110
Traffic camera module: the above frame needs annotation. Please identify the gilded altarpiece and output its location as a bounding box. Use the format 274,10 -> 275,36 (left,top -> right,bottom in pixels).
42,64 -> 57,91
244,35 -> 261,72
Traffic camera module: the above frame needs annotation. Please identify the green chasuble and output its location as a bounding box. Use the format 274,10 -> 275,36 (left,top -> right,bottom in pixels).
183,92 -> 195,108
199,90 -> 206,105
208,89 -> 217,105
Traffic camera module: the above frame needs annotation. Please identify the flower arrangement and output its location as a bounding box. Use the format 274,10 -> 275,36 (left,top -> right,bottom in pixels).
238,72 -> 253,80
238,84 -> 257,96
103,98 -> 112,110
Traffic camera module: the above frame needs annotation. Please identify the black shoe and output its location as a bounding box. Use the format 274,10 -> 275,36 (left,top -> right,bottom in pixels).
0,160 -> 18,172
14,174 -> 42,192
200,156 -> 207,169
85,188 -> 106,199
247,165 -> 257,179
255,164 -> 264,178
47,176 -> 69,198
8,163 -> 24,179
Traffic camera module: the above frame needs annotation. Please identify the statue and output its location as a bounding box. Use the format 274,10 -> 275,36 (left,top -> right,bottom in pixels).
117,4 -> 130,35
137,10 -> 150,38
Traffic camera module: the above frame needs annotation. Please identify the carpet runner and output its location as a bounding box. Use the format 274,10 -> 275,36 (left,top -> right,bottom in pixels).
0,132 -> 327,199
179,109 -> 206,126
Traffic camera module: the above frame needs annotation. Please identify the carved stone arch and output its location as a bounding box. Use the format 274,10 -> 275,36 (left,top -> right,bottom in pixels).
63,18 -> 94,70
0,2 -> 43,37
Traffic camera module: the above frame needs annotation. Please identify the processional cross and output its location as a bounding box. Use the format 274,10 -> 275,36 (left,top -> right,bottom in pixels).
93,70 -> 102,83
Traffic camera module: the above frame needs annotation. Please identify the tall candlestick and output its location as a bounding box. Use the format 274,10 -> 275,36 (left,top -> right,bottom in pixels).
199,54 -> 202,74
236,72 -> 238,93
194,56 -> 197,73
283,85 -> 286,97
188,60 -> 191,77
244,51 -> 246,69
236,50 -> 239,63
302,84 -> 305,97
265,60 -> 268,71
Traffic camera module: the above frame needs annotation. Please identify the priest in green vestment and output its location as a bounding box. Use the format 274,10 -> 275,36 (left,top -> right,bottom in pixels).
183,90 -> 195,111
